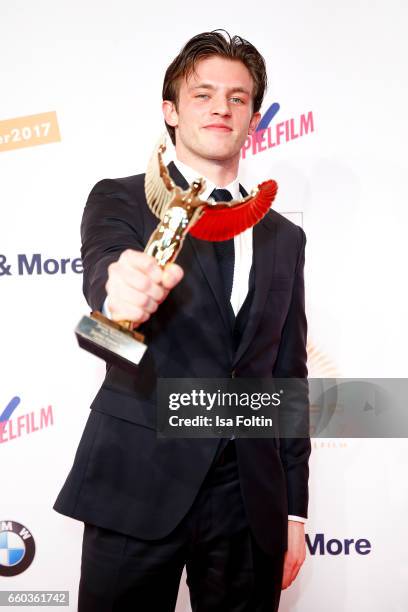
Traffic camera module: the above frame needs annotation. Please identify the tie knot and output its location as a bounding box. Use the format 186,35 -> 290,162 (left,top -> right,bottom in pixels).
210,188 -> 233,202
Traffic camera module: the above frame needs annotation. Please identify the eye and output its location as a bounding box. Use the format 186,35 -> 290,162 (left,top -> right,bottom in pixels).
196,94 -> 209,99
230,97 -> 244,104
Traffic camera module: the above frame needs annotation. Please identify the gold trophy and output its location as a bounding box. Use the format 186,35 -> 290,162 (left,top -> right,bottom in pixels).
75,135 -> 278,370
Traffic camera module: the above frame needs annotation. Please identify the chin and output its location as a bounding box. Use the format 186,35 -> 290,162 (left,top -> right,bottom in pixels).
199,143 -> 239,162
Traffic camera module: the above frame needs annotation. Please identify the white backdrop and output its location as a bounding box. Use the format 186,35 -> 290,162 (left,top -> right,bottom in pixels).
1,1 -> 407,610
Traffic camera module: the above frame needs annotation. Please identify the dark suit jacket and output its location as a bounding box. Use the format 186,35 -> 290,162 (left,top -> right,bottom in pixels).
54,162 -> 310,556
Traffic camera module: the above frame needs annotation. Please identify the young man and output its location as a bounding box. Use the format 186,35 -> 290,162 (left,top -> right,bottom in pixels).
54,30 -> 310,611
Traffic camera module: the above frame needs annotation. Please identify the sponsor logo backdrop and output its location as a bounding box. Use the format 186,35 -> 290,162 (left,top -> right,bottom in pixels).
1,1 -> 407,610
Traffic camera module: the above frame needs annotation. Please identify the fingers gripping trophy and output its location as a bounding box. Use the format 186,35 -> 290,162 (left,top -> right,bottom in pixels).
75,134 -> 278,370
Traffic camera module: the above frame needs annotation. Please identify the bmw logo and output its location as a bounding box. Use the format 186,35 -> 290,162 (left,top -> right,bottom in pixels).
0,521 -> 35,576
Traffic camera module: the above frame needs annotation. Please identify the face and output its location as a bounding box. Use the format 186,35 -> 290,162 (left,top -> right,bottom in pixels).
163,55 -> 261,165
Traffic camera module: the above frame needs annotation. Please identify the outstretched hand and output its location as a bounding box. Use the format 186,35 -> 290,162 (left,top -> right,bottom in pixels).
105,249 -> 184,328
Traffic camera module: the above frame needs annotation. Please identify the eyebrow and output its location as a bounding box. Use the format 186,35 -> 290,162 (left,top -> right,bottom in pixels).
190,83 -> 251,95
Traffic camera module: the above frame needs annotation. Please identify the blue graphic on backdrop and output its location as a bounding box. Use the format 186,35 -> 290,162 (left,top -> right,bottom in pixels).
0,397 -> 20,422
256,102 -> 281,131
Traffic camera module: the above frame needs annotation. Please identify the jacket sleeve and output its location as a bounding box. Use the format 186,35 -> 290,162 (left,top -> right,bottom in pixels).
80,179 -> 146,311
272,226 -> 311,518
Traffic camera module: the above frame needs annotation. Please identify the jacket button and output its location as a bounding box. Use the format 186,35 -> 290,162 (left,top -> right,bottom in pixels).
231,370 -> 236,378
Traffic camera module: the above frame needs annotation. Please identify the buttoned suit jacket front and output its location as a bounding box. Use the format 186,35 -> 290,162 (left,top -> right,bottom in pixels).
54,162 -> 311,556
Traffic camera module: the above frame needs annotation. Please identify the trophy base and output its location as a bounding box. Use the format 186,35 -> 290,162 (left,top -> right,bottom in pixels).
75,311 -> 147,370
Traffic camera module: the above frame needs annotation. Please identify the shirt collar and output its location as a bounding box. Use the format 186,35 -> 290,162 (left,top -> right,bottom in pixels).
173,158 -> 241,201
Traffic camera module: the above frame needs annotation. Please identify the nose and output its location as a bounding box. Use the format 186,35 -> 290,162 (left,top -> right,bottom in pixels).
210,93 -> 231,117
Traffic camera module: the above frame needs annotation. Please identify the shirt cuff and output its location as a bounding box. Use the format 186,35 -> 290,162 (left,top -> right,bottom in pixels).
288,515 -> 307,524
102,297 -> 112,319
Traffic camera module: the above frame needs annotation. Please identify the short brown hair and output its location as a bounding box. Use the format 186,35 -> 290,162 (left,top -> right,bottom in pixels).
162,30 -> 267,145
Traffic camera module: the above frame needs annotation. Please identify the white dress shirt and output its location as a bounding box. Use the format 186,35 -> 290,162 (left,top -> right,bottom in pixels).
174,159 -> 253,318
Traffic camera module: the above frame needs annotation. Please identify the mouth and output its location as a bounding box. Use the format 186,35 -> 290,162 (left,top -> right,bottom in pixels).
203,124 -> 232,132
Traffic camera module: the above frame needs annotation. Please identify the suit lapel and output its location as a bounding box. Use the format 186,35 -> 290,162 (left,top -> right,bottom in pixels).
167,160 -> 189,191
166,162 -> 277,353
232,212 -> 277,367
167,162 -> 232,332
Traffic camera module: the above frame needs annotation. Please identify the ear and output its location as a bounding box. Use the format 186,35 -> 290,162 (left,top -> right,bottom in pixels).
248,111 -> 261,135
162,100 -> 178,127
